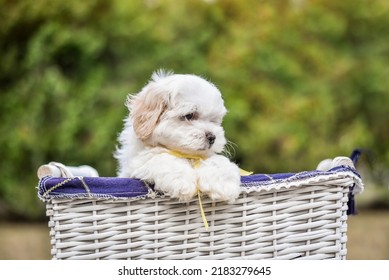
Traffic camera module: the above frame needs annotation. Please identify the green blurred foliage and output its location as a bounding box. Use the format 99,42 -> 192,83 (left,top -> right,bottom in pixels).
0,0 -> 388,220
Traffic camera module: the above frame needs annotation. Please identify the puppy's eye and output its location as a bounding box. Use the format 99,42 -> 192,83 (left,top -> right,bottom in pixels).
182,113 -> 196,121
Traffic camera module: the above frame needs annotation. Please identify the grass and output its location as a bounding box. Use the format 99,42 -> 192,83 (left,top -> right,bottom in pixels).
0,210 -> 387,260
347,210 -> 389,259
0,222 -> 51,260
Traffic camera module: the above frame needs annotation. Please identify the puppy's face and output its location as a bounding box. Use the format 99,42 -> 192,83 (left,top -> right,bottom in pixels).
128,71 -> 227,156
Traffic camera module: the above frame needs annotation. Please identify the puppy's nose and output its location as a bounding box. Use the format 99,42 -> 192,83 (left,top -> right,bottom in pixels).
206,132 -> 216,145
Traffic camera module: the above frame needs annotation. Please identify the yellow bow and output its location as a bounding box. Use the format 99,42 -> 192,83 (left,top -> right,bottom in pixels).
168,150 -> 252,176
168,150 -> 205,169
168,150 -> 252,230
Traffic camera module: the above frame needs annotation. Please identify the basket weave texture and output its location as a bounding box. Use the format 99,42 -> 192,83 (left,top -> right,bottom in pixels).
39,167 -> 363,260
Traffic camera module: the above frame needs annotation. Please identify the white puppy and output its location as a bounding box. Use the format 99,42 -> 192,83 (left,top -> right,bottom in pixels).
115,70 -> 241,202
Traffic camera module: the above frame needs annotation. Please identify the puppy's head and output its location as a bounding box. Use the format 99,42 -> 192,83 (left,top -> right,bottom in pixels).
128,70 -> 228,156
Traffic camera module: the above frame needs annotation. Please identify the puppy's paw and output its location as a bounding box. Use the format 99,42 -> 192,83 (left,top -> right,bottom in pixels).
154,170 -> 198,202
202,179 -> 241,203
197,155 -> 241,203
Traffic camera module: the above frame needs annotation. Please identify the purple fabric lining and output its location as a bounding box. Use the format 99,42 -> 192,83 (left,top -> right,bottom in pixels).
37,166 -> 360,200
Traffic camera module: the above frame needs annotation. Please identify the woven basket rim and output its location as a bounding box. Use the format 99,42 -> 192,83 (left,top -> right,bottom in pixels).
37,166 -> 363,202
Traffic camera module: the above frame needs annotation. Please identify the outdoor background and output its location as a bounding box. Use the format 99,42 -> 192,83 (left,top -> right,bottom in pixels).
0,0 -> 388,259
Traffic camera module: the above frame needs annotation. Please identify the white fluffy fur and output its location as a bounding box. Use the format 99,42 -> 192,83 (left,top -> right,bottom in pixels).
115,70 -> 241,202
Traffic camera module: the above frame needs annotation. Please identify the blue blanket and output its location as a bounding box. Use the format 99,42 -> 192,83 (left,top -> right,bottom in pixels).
37,149 -> 365,217
37,166 -> 362,200
37,166 -> 363,214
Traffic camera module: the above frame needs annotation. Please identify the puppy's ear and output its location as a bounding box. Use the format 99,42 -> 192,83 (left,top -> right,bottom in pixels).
127,84 -> 169,140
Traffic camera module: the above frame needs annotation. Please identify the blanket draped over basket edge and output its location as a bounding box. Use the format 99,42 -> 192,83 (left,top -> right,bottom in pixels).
37,165 -> 364,216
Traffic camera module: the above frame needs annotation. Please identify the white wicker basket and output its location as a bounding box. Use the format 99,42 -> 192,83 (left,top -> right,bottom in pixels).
39,167 -> 363,260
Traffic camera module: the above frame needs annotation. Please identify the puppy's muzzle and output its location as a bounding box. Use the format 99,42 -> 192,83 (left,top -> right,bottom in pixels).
206,132 -> 216,146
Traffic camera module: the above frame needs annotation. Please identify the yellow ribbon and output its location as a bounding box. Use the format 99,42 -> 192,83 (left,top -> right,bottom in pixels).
168,150 -> 209,229
239,169 -> 254,176
168,150 -> 206,168
168,150 -> 252,230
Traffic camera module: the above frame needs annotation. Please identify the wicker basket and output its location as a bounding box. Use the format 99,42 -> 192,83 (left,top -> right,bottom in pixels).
38,166 -> 363,260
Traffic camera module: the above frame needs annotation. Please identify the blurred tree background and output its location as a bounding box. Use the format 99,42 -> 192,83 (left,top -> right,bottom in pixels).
0,0 -> 388,220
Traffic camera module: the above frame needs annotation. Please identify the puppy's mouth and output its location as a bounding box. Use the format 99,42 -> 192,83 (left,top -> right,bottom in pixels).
167,142 -> 213,157
181,145 -> 209,153
186,132 -> 216,152
155,131 -> 219,156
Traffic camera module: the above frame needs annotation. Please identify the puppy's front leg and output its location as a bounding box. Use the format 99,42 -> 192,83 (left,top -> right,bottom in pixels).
197,155 -> 241,202
131,153 -> 198,202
